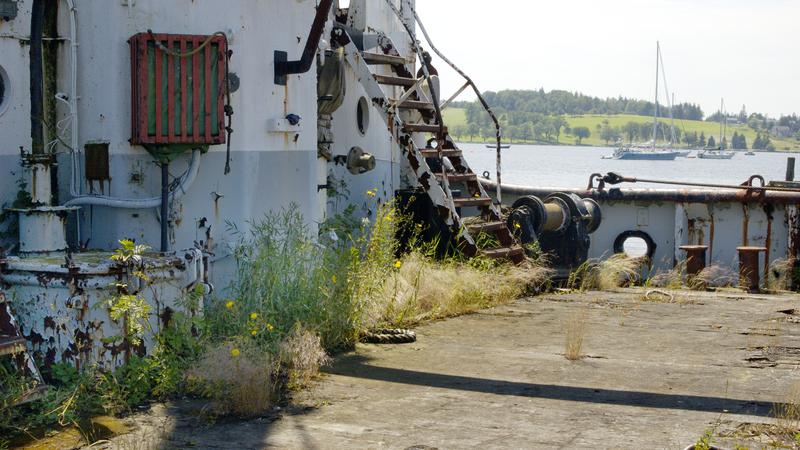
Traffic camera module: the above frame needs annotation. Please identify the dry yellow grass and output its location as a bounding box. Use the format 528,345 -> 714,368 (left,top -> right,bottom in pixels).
691,264 -> 738,289
768,258 -> 794,292
279,325 -> 331,390
564,309 -> 588,360
773,381 -> 800,433
572,254 -> 642,291
186,342 -> 276,418
361,252 -> 552,329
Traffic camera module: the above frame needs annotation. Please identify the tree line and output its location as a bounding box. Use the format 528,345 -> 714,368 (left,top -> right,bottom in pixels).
451,89 -> 789,149
473,89 -> 704,120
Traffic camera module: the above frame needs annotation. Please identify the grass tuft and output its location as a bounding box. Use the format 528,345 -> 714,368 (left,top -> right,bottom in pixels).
186,342 -> 276,418
691,264 -> 738,289
279,325 -> 331,390
564,309 -> 588,360
570,254 -> 641,291
767,258 -> 794,292
773,381 -> 800,434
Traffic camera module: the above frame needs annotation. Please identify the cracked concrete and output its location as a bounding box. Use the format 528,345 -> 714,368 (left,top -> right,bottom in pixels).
104,288 -> 800,449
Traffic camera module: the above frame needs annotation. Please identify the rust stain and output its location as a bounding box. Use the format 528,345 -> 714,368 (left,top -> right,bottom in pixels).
763,204 -> 774,283
742,204 -> 749,246
708,210 -> 715,263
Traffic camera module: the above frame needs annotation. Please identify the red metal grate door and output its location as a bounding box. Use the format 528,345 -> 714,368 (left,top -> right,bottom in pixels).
129,33 -> 227,146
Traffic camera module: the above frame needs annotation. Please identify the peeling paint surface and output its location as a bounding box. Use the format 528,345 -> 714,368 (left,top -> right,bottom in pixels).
1,249 -> 204,369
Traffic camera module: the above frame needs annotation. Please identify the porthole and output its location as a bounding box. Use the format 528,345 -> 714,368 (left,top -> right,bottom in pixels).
0,65 -> 9,116
613,230 -> 656,260
356,96 -> 369,135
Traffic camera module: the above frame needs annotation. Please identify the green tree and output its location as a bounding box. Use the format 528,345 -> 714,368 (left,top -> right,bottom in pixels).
683,131 -> 698,147
467,123 -> 479,142
600,123 -> 620,145
699,132 -> 706,147
707,136 -> 716,148
623,121 -> 639,143
572,126 -> 590,145
550,116 -> 568,143
451,124 -> 467,141
639,123 -> 652,142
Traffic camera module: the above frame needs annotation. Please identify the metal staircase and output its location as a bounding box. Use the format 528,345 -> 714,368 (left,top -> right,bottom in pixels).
0,291 -> 46,406
334,7 -> 524,263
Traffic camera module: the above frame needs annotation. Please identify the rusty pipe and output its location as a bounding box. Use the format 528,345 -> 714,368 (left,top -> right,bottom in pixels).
602,172 -> 800,193
274,0 -> 334,82
30,0 -> 45,154
480,179 -> 800,206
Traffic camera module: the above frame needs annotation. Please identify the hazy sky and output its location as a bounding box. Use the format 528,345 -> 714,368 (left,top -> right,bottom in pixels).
414,0 -> 799,118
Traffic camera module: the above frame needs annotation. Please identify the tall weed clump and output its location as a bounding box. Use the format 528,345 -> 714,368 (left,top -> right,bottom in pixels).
220,207 -> 359,351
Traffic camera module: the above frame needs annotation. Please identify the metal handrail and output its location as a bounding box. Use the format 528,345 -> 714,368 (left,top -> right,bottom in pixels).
380,0 -> 451,206
398,0 -> 505,205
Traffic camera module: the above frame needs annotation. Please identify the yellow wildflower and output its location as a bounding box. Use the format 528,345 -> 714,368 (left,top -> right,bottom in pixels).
267,323 -> 274,332
332,275 -> 337,284
250,312 -> 258,320
251,330 -> 258,336
394,260 -> 402,269
366,189 -> 376,198
225,300 -> 235,309
230,348 -> 241,357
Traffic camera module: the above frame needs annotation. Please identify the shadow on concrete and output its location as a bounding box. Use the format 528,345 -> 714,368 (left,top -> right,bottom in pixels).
328,354 -> 774,418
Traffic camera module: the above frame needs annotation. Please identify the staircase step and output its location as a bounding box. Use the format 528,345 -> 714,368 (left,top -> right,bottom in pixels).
374,74 -> 417,87
392,99 -> 435,111
403,123 -> 446,133
482,246 -> 525,259
453,197 -> 493,207
419,149 -> 461,158
0,336 -> 27,357
362,52 -> 407,65
467,221 -> 508,233
435,173 -> 477,182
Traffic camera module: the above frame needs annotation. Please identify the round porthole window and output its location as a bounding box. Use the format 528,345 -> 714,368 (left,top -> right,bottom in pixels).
613,230 -> 657,260
0,65 -> 9,116
356,96 -> 369,135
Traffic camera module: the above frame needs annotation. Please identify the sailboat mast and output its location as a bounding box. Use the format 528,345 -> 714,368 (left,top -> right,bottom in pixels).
670,93 -> 676,145
652,41 -> 660,151
722,98 -> 727,147
719,98 -> 723,148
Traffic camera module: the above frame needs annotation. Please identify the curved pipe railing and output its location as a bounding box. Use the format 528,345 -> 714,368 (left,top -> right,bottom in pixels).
397,0 -> 505,204
274,0 -> 335,84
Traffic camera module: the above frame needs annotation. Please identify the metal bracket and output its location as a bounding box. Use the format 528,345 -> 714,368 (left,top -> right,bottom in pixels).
274,50 -> 288,85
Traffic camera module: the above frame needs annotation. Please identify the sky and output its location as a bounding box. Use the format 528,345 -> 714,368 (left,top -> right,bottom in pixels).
414,0 -> 799,118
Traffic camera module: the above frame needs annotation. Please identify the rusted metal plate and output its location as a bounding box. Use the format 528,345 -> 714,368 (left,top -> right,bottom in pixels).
1,250 -> 205,369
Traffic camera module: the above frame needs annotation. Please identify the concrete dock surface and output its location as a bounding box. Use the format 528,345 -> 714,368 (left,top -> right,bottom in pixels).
110,288 -> 800,449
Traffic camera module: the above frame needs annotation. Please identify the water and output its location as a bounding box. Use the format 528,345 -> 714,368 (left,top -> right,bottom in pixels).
459,143 -> 795,189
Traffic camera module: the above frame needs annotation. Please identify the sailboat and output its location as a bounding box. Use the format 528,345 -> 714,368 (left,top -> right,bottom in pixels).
698,99 -> 735,160
611,42 -> 680,160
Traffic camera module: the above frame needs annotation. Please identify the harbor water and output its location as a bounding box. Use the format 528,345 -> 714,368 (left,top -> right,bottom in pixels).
460,143 -> 795,188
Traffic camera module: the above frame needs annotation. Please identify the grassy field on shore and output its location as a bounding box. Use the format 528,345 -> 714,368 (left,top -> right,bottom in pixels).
442,108 -> 800,150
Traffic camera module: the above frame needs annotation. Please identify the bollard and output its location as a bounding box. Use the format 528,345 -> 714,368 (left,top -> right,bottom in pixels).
787,157 -> 796,182
737,246 -> 766,293
679,245 -> 708,278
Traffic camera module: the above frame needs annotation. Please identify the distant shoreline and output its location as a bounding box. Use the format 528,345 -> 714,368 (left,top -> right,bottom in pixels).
455,140 -> 800,153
